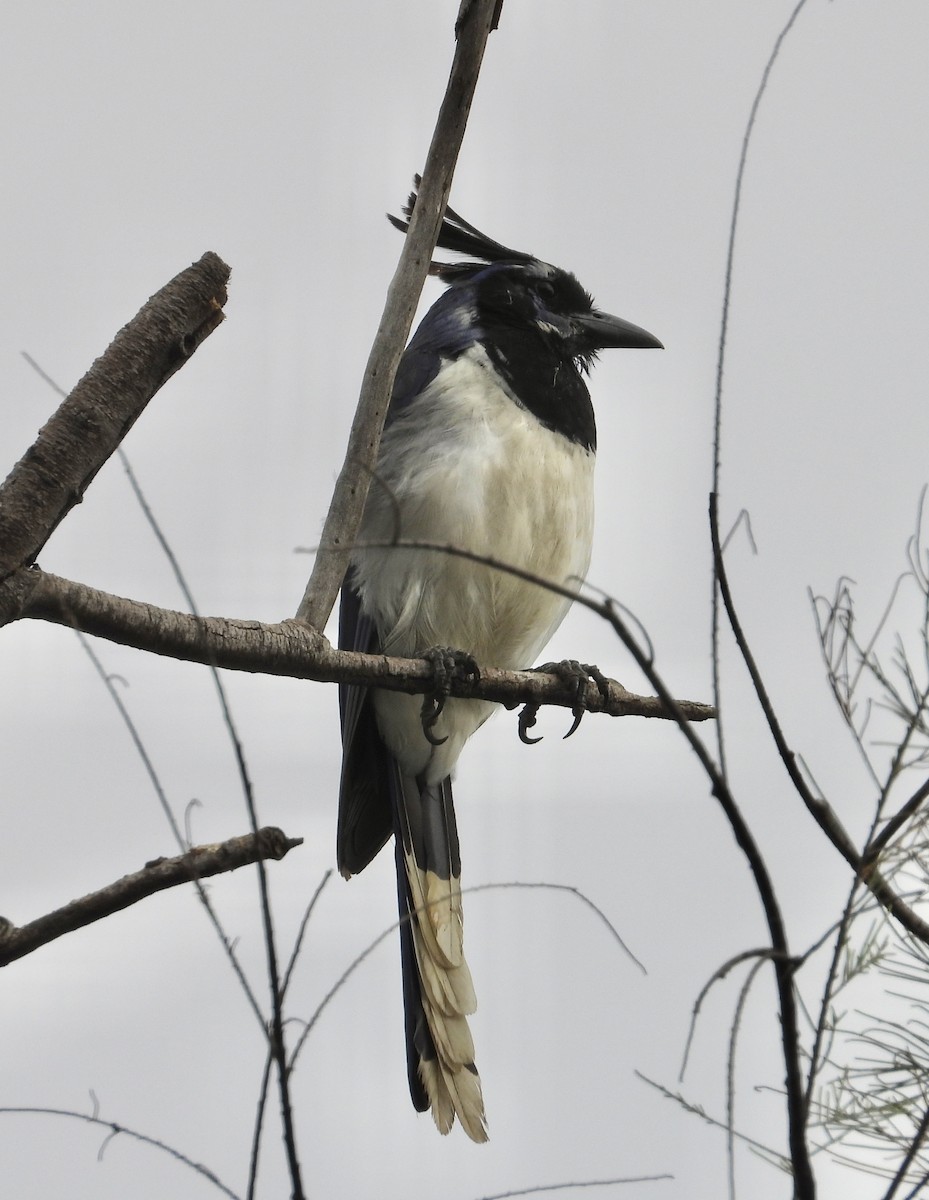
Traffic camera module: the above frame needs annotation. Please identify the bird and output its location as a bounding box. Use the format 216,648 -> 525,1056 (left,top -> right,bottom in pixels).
337,184 -> 662,1142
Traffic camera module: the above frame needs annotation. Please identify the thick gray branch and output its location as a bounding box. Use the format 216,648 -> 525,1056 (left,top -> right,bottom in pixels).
20,567 -> 716,723
0,252 -> 229,626
0,827 -> 301,967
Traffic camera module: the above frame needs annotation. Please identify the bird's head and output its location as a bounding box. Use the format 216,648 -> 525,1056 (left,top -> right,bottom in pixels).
388,180 -> 663,373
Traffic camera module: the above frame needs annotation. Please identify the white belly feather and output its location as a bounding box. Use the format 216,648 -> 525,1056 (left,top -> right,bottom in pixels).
352,344 -> 595,781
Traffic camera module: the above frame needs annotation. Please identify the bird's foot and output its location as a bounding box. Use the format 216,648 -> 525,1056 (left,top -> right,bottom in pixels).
420,647 -> 481,746
519,660 -> 612,744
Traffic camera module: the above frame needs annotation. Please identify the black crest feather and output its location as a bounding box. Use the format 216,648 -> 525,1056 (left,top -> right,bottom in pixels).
388,174 -> 535,282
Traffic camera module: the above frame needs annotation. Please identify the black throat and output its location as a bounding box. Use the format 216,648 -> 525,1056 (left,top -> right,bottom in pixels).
481,328 -> 597,453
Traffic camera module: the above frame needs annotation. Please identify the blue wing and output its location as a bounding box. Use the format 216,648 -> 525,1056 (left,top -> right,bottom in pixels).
336,566 -> 393,875
336,280 -> 478,872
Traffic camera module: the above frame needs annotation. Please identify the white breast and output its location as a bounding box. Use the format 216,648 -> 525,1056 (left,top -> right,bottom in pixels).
352,343 -> 595,780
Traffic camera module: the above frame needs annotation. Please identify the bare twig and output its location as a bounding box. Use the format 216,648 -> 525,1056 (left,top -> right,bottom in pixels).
475,1176 -> 674,1199
75,630 -> 266,1027
882,1105 -> 929,1200
247,1050 -> 275,1200
710,0 -> 813,777
802,880 -> 867,1117
635,1072 -> 789,1171
288,878 -> 643,1074
680,948 -> 778,1081
703,494 -> 814,1196
246,871 -> 334,1200
0,828 -> 301,967
21,350 -> 306,1197
713,495 -> 929,953
727,956 -> 769,1200
0,1105 -> 240,1199
281,870 -> 336,1002
865,776 -> 929,867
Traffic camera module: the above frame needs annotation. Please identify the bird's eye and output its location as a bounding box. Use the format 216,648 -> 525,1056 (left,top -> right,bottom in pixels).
537,282 -> 555,301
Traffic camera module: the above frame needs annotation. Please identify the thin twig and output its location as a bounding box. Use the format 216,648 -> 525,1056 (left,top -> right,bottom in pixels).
881,1103 -> 929,1199
707,493 -> 814,1198
247,873 -> 334,1197
73,631 -> 266,1026
866,776 -> 929,866
0,1105 -> 241,1199
711,0 -> 813,775
727,957 -> 769,1200
475,1176 -> 674,1199
802,879 -> 866,1115
21,350 -> 308,1195
246,1049 -> 275,1200
680,948 -> 777,1081
635,1073 -> 788,1170
24,349 -> 273,1030
288,878 -> 642,1073
712,495 -> 929,951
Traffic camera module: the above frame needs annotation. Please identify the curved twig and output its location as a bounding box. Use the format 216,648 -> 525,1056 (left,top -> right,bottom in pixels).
0,1105 -> 240,1199
287,878 -> 644,1074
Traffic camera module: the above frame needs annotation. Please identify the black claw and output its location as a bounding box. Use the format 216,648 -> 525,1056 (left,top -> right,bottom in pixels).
420,693 -> 449,745
563,709 -> 584,740
533,660 -> 613,740
518,703 -> 543,745
419,647 -> 480,746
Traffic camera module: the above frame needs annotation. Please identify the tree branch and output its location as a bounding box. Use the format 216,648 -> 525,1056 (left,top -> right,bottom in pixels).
710,495 -> 929,947
863,775 -> 929,867
0,830 -> 298,969
294,0 -> 501,630
0,252 -> 229,626
0,828 -> 301,968
17,566 -> 715,723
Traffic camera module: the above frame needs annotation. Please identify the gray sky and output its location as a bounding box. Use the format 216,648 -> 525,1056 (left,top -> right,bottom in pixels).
2,2 -> 928,1197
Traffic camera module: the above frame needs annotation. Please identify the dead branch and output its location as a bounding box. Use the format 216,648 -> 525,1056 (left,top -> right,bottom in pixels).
0,827 -> 301,967
0,252 -> 229,627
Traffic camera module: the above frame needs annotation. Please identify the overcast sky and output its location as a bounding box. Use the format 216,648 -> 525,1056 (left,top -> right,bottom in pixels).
2,2 -> 929,1198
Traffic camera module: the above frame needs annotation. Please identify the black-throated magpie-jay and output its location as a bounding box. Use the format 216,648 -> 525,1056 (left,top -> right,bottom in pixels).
337,187 -> 662,1141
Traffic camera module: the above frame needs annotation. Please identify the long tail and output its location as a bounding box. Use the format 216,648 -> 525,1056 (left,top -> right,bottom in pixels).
390,761 -> 488,1142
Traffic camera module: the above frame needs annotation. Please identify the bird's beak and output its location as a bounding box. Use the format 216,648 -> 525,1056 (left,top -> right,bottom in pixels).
574,310 -> 663,350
